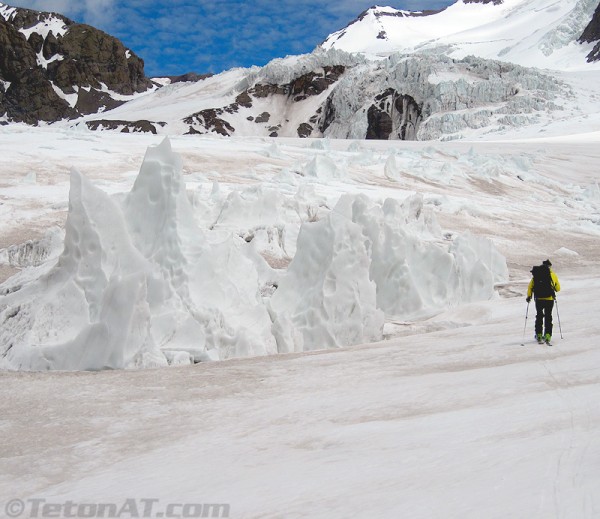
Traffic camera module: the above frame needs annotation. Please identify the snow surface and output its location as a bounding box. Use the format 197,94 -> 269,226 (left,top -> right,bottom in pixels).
0,2 -> 17,21
18,14 -> 69,40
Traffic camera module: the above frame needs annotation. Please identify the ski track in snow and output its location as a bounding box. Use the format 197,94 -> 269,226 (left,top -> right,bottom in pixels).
0,127 -> 600,516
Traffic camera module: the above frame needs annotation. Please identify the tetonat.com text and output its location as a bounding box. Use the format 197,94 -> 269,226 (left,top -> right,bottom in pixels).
4,498 -> 230,518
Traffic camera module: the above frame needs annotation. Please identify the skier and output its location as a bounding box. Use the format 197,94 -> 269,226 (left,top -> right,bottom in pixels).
526,259 -> 560,344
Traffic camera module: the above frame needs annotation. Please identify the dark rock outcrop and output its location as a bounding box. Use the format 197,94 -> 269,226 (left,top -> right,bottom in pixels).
579,3 -> 600,62
354,5 -> 445,24
0,2 -> 153,124
74,88 -> 122,114
287,66 -> 345,101
0,15 -> 37,81
297,123 -> 313,138
49,23 -> 149,95
235,91 -> 253,108
463,0 -> 503,5
183,108 -> 235,136
319,97 -> 337,134
163,72 -> 213,84
255,112 -> 270,123
3,68 -> 75,124
246,65 -> 345,102
366,89 -> 422,140
85,119 -> 166,134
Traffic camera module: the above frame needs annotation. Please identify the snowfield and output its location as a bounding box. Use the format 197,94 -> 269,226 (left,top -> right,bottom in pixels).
1,123 -> 600,516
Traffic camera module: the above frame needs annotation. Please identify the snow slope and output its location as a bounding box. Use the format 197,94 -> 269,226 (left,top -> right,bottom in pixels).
322,0 -> 600,72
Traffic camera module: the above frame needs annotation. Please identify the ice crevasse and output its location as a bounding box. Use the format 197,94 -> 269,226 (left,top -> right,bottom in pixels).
0,138 -> 508,370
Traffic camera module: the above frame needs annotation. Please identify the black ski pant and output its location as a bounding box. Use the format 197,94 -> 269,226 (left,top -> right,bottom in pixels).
535,299 -> 554,337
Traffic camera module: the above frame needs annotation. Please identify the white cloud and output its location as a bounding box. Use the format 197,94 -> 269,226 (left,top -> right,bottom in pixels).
7,0 -> 115,26
80,0 -> 115,26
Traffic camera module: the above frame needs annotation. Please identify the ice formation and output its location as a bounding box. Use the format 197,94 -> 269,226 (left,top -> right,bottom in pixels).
0,139 -> 277,370
332,194 -> 507,319
0,227 -> 64,268
236,48 -> 365,92
0,169 -> 165,370
0,139 -> 509,371
269,206 -> 385,353
538,0 -> 598,56
302,154 -> 341,180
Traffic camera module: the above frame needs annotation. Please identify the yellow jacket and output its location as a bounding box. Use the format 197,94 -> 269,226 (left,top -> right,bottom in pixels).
527,269 -> 560,300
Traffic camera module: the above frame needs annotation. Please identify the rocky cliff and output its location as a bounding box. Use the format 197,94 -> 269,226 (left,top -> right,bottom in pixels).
0,2 -> 153,124
579,2 -> 600,62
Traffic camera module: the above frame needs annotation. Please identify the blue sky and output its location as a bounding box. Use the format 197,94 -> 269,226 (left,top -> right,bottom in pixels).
8,0 -> 455,76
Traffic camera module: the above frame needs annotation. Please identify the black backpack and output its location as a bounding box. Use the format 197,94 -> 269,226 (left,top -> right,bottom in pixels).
531,265 -> 554,299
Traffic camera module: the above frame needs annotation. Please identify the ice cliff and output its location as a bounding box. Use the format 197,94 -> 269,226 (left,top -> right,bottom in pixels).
318,53 -> 565,141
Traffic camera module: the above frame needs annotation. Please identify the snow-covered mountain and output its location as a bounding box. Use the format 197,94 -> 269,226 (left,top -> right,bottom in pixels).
322,0 -> 600,70
1,0 -> 600,141
84,46 -> 598,142
78,0 -> 600,141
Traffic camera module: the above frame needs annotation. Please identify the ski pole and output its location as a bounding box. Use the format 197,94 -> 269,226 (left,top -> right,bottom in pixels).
521,301 -> 530,345
555,297 -> 563,339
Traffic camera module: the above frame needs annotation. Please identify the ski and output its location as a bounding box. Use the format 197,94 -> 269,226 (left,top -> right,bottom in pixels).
521,340 -> 550,346
521,340 -> 554,347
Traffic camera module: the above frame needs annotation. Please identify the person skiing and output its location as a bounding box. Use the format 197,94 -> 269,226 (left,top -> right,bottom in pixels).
526,259 -> 560,344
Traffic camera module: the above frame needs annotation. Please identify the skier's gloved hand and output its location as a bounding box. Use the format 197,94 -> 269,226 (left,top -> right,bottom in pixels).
526,296 -> 531,303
